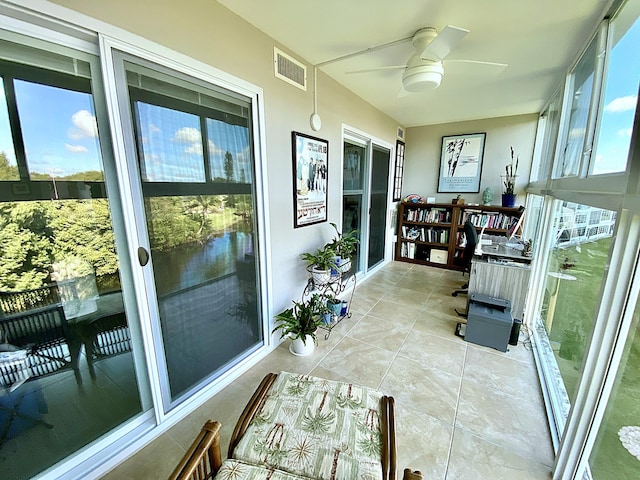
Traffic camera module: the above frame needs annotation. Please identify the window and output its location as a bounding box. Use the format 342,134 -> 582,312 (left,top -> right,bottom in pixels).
588,274 -> 640,478
531,89 -> 562,182
0,38 -> 145,479
14,79 -> 103,181
558,36 -> 599,177
590,12 -> 640,175
540,201 -> 616,402
121,58 -> 262,404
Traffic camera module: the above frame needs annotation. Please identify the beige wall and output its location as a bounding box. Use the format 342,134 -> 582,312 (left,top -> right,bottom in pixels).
404,114 -> 539,207
45,0 -> 401,310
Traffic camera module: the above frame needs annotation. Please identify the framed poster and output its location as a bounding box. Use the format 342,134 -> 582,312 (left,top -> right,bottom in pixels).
438,133 -> 486,193
292,131 -> 328,228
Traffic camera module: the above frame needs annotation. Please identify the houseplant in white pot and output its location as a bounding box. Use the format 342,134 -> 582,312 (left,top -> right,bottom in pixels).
327,222 -> 359,273
273,295 -> 324,356
301,245 -> 339,285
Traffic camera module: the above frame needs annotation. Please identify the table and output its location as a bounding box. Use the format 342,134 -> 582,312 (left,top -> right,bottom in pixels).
469,247 -> 532,321
65,292 -> 128,381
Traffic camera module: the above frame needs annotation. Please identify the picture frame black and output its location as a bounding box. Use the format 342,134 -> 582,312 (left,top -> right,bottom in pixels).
438,132 -> 486,193
291,131 -> 328,228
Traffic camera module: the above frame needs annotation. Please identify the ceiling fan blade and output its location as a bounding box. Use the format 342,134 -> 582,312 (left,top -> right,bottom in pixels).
445,59 -> 508,68
421,25 -> 469,61
444,59 -> 508,76
345,65 -> 406,75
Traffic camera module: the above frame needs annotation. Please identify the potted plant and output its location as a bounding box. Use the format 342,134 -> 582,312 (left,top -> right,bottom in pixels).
325,294 -> 342,318
272,295 -> 324,355
301,245 -> 339,285
327,222 -> 359,273
501,146 -> 518,207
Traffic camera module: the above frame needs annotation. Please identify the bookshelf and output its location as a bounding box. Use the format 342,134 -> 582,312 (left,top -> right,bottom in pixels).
396,202 -> 523,270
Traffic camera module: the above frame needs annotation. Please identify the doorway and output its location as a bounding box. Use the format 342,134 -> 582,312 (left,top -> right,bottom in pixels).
342,131 -> 391,275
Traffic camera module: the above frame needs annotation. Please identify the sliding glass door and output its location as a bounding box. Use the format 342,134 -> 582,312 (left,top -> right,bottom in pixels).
367,145 -> 390,269
343,138 -> 366,272
342,132 -> 391,274
110,55 -> 263,408
0,35 -> 146,478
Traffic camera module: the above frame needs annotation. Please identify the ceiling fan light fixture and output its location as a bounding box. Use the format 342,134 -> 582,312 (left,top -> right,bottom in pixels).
402,63 -> 444,91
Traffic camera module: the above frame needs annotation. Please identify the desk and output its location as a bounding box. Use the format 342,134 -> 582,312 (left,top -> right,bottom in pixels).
469,246 -> 532,321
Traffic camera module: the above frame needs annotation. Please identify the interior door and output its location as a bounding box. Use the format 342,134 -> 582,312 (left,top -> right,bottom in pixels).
367,145 -> 391,269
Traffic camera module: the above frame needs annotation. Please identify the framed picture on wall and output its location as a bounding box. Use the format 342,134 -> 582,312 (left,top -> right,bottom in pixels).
291,131 -> 328,228
437,132 -> 486,193
393,140 -> 405,201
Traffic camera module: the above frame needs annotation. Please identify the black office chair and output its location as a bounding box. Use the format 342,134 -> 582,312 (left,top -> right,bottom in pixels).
452,220 -> 478,298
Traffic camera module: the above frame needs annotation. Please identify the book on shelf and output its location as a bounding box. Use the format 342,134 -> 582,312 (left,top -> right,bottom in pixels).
400,242 -> 417,259
459,211 -> 519,230
405,207 -> 451,223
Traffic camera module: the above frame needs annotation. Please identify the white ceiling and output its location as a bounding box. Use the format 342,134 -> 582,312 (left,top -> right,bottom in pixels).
217,0 -> 609,127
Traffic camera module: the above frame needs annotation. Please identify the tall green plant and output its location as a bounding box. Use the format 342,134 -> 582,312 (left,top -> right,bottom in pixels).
301,245 -> 338,271
327,222 -> 359,259
273,294 -> 325,345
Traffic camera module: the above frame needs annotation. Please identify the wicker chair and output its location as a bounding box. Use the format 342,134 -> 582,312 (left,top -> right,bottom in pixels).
171,372 -> 424,480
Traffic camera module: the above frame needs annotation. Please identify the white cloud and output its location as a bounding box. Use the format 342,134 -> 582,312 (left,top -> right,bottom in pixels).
173,127 -> 204,155
605,95 -> 637,113
65,143 -> 88,153
208,140 -> 225,156
618,128 -> 633,138
173,127 -> 201,143
149,123 -> 160,133
69,109 -> 98,139
184,143 -> 203,154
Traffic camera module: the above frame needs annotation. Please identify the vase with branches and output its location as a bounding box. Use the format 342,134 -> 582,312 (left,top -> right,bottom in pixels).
501,146 -> 519,207
503,146 -> 519,194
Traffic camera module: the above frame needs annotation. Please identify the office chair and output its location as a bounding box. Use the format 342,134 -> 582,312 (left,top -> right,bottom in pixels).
452,220 -> 478,299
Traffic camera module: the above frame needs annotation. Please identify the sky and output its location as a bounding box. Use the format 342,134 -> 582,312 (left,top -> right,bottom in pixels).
135,102 -> 252,183
0,79 -> 252,183
592,15 -> 640,174
0,16 -> 638,181
1,80 -> 102,177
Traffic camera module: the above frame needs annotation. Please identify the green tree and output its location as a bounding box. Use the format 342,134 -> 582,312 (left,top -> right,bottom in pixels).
0,202 -> 54,290
49,199 -> 119,278
223,151 -> 234,182
0,151 -> 19,181
224,151 -> 236,207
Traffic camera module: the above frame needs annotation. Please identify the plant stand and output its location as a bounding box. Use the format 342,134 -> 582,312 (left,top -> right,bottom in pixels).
302,269 -> 356,339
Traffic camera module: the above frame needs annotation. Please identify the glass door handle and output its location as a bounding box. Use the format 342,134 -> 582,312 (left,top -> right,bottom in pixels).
138,247 -> 150,266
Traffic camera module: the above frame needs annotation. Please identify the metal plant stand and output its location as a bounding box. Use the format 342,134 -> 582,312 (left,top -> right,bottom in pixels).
302,267 -> 356,339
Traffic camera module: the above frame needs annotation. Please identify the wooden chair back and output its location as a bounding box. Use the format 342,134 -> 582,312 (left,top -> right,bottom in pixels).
169,420 -> 222,480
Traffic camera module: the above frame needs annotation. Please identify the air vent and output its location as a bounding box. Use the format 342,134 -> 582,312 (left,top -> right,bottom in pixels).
274,47 -> 307,91
397,126 -> 405,140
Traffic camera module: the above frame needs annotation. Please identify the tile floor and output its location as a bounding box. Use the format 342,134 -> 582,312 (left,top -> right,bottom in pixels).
100,262 -> 554,480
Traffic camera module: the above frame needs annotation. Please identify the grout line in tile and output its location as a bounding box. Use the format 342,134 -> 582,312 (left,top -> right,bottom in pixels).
376,315 -> 417,391
443,343 -> 468,479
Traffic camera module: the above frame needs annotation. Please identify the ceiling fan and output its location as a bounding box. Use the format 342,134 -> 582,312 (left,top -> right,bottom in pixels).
346,25 -> 507,93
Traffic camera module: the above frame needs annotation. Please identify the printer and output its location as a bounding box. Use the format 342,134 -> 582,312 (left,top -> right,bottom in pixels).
465,293 -> 513,352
